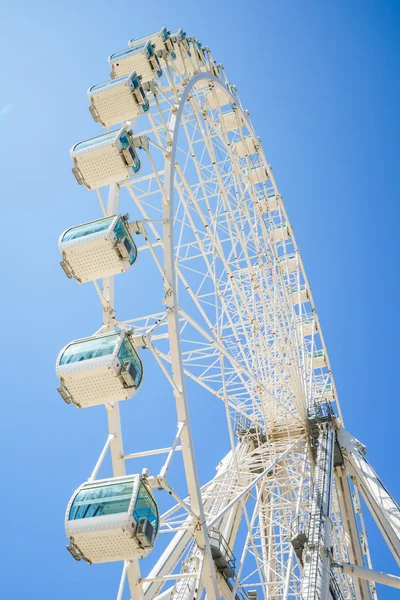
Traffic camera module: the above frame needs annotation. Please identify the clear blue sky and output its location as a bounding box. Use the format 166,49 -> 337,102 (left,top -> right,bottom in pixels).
1,1 -> 399,598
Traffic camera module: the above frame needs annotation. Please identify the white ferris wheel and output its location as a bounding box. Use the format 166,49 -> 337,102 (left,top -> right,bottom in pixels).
56,26 -> 400,600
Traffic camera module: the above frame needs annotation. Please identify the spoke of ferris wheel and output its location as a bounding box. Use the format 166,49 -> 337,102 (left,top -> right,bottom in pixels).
172,162 -> 305,407
161,91 -> 221,600
168,218 -> 303,414
99,182 -> 143,596
119,204 -> 304,420
178,307 -> 304,425
173,102 -> 304,384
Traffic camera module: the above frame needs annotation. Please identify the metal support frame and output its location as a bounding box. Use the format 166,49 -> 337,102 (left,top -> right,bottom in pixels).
338,428 -> 400,567
301,424 -> 335,600
161,73 -> 227,600
208,436 -> 306,529
333,562 -> 400,590
102,182 -> 143,598
334,466 -> 373,600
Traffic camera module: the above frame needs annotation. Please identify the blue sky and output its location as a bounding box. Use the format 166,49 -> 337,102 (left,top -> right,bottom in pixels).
1,1 -> 399,598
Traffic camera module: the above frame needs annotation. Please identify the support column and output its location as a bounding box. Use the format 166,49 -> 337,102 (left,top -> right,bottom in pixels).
103,183 -> 126,478
301,424 -> 335,600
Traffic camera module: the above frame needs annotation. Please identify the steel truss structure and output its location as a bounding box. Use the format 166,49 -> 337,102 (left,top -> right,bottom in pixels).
57,26 -> 400,600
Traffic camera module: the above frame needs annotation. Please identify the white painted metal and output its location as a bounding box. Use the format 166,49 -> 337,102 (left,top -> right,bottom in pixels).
65,475 -> 156,563
301,425 -> 335,600
128,27 -> 173,53
334,562 -> 400,590
109,44 -> 161,82
338,427 -> 400,566
88,74 -> 148,128
70,130 -> 141,190
59,215 -> 136,282
58,25 -> 400,600
234,135 -> 258,157
335,466 -> 374,600
56,329 -> 142,408
221,108 -> 241,132
205,86 -> 231,108
258,192 -> 278,213
248,164 -> 269,185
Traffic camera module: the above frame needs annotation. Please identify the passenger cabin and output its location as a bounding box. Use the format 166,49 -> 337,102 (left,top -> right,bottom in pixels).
278,253 -> 299,272
205,86 -> 231,109
308,350 -> 327,370
88,73 -> 149,128
171,50 -> 192,76
221,107 -> 242,132
199,48 -> 219,77
109,41 -> 162,81
270,222 -> 290,242
314,382 -> 335,401
170,28 -> 189,51
66,475 -> 158,563
128,26 -> 174,54
189,39 -> 206,71
172,38 -> 197,76
71,128 -> 141,190
194,77 -> 211,90
172,38 -> 214,77
59,214 -> 137,283
291,284 -> 309,304
248,165 -> 269,185
258,191 -> 278,213
300,315 -> 317,336
234,135 -> 258,158
56,330 -> 143,408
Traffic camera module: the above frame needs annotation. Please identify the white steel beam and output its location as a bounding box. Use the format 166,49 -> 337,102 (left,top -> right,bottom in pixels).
208,436 -> 306,529
333,562 -> 400,590
335,466 -> 373,600
338,428 -> 400,567
301,425 -> 335,600
162,75 -> 227,600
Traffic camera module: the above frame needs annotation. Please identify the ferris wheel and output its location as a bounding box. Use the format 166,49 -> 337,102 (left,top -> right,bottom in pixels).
56,26 -> 400,600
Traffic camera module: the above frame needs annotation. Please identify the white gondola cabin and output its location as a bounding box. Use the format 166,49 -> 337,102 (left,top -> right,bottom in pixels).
314,382 -> 335,401
248,165 -> 269,185
128,26 -> 174,55
308,350 -> 327,370
172,39 -> 209,77
221,107 -> 242,132
170,28 -> 189,51
66,475 -> 159,563
270,222 -> 290,242
172,42 -> 195,76
88,72 -> 149,128
234,135 -> 258,157
300,315 -> 317,336
59,214 -> 137,283
56,330 -> 143,408
109,41 -> 162,81
278,253 -> 299,272
71,128 -> 141,190
199,48 -> 219,77
205,86 -> 231,109
291,283 -> 309,304
186,39 -> 205,73
257,191 -> 278,213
